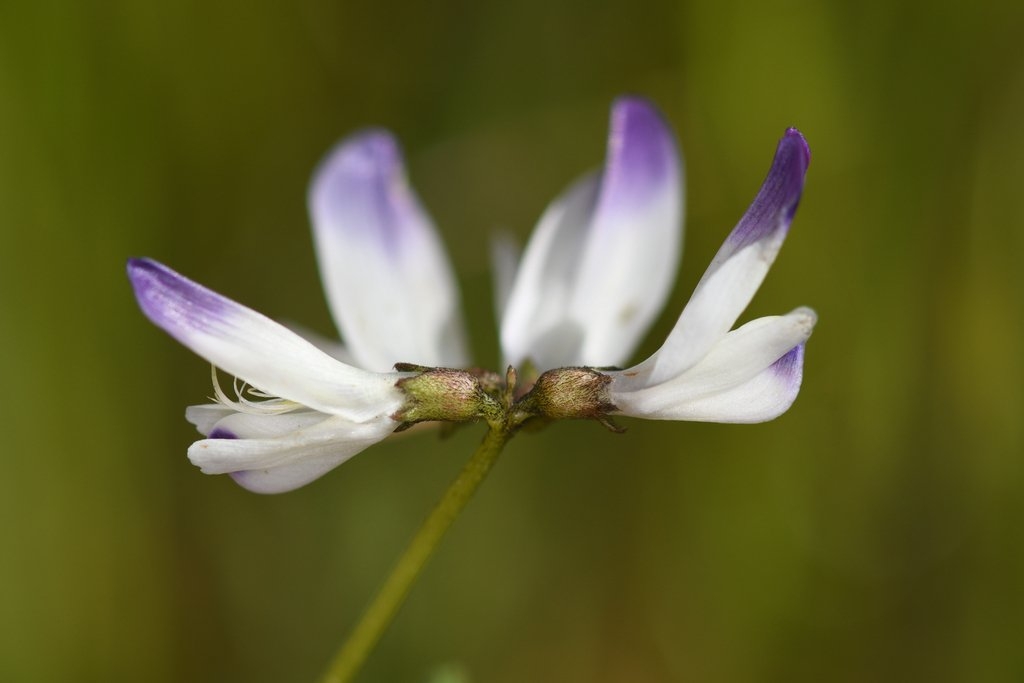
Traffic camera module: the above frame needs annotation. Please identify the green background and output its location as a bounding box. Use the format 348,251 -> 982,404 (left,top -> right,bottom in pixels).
2,0 -> 1022,681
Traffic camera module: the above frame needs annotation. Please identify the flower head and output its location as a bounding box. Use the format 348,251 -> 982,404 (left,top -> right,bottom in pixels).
128,96 -> 815,493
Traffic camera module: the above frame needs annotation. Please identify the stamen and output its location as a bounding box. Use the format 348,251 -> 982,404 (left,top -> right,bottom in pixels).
209,365 -> 302,415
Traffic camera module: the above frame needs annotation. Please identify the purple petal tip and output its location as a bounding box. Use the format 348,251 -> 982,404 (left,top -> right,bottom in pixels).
127,257 -> 229,339
783,127 -> 811,164
726,128 -> 811,250
208,428 -> 237,439
310,128 -> 423,252
331,129 -> 402,177
601,95 -> 680,212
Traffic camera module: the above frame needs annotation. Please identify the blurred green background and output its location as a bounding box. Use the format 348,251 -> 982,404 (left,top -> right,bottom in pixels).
2,0 -> 1022,681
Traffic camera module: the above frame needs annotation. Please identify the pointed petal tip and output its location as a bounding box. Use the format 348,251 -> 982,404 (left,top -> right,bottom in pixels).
126,257 -> 152,293
783,127 -> 810,161
775,130 -> 810,223
126,256 -> 160,284
780,127 -> 811,175
724,128 -> 811,251
127,258 -> 229,336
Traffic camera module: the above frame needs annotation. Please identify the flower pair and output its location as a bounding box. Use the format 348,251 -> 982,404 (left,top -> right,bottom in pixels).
128,96 -> 815,494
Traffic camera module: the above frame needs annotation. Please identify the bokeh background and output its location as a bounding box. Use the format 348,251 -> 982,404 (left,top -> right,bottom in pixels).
2,0 -> 1022,681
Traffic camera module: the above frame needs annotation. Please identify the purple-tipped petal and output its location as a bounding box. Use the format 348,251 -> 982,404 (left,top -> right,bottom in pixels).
673,343 -> 806,424
501,96 -> 683,369
593,96 -> 681,226
570,96 -> 684,365
127,258 -> 403,421
609,307 -> 814,410
612,342 -> 807,424
726,128 -> 810,251
618,129 -> 810,389
309,130 -> 468,371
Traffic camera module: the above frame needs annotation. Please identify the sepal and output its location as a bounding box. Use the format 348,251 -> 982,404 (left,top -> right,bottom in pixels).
393,365 -> 503,428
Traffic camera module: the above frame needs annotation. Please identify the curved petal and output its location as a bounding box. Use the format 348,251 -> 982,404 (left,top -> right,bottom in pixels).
609,308 -> 815,417
127,258 -> 404,421
185,403 -> 236,435
500,172 -> 601,369
309,129 -> 468,371
614,344 -> 806,423
188,412 -> 396,494
569,96 -> 684,366
192,409 -> 328,443
501,96 -> 683,370
620,128 -> 810,390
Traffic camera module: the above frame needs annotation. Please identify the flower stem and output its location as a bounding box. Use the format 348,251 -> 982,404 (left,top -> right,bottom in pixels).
319,425 -> 512,683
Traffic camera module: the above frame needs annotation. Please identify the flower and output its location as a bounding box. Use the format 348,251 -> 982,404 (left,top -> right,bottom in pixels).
127,258 -> 410,493
128,95 -> 814,494
604,128 -> 815,423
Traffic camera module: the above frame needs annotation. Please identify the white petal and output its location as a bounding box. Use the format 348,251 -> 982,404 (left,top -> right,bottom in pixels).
185,403 -> 235,435
490,231 -> 521,323
128,258 -> 404,421
617,344 -> 807,423
188,412 -> 396,494
500,97 -> 683,370
620,129 -> 810,389
610,309 -> 814,419
501,172 -> 601,369
309,130 -> 468,371
282,321 -> 356,365
568,97 -> 683,366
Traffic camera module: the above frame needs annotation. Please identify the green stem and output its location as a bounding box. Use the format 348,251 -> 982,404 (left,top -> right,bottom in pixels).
319,425 -> 512,683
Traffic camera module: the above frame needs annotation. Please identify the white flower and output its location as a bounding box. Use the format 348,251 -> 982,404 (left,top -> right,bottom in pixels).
128,259 -> 410,493
596,128 -> 814,423
128,96 -> 815,494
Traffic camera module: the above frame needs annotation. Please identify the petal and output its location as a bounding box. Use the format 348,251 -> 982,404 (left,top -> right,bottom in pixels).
609,308 -> 815,417
501,96 -> 683,370
185,403 -> 235,435
500,172 -> 601,369
197,409 -> 329,444
309,130 -> 468,371
128,258 -> 404,421
569,96 -> 684,366
615,344 -> 807,423
188,412 -> 396,494
489,231 -> 521,323
620,129 -> 810,389
282,321 -> 357,365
